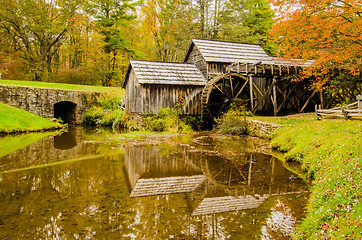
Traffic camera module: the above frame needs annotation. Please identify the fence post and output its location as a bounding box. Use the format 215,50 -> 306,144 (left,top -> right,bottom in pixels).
315,104 -> 319,120
342,106 -> 349,119
357,95 -> 362,109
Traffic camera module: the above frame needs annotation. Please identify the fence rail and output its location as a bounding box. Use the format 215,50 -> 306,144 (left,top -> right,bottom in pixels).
316,96 -> 362,120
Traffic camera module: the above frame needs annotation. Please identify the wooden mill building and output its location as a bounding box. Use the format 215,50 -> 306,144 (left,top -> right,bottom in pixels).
123,60 -> 206,114
123,39 -> 318,118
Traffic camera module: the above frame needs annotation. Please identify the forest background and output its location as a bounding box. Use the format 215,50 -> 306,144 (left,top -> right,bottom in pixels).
0,0 -> 361,98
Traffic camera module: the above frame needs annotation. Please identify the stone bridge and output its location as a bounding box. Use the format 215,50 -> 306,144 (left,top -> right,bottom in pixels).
0,84 -> 102,124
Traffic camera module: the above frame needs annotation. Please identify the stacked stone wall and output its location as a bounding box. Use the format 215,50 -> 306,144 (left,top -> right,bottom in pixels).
247,119 -> 282,138
0,84 -> 101,124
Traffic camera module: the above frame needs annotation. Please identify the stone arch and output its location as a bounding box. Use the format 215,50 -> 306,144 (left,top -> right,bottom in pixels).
54,101 -> 77,124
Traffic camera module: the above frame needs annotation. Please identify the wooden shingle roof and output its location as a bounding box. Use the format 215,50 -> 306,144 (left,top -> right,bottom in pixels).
192,195 -> 269,216
130,175 -> 206,197
123,60 -> 207,87
184,39 -> 273,64
184,39 -> 314,67
272,57 -> 314,67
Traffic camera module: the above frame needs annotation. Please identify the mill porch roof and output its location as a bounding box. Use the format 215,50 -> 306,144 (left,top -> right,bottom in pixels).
184,39 -> 273,64
183,39 -> 314,67
123,60 -> 207,87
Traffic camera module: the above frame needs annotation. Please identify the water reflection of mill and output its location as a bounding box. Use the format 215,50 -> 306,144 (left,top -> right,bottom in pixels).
124,139 -> 307,216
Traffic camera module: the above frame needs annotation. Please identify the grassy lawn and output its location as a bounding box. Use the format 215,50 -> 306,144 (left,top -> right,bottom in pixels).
0,79 -> 123,93
271,118 -> 362,239
0,102 -> 63,134
249,112 -> 317,126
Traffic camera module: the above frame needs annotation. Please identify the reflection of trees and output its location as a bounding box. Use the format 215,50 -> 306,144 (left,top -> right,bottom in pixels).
191,134 -> 272,155
261,199 -> 298,240
122,140 -> 308,239
0,133 -> 309,239
0,155 -> 139,239
191,152 -> 307,197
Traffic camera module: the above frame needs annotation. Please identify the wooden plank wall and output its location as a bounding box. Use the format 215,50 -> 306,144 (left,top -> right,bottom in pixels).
124,69 -> 143,113
185,47 -> 208,79
141,84 -> 204,115
207,63 -> 229,79
252,76 -> 273,112
124,70 -> 204,114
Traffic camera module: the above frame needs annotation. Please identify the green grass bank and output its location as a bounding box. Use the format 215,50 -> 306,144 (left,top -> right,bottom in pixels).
270,118 -> 361,239
0,79 -> 123,93
0,102 -> 63,134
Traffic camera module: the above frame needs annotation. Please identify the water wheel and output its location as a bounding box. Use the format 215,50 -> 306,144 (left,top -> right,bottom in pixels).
201,73 -> 250,120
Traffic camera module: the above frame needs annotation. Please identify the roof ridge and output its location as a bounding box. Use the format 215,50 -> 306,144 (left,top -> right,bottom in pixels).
192,38 -> 263,47
130,59 -> 197,65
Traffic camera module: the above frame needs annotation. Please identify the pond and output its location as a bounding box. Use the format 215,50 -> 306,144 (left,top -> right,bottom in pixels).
0,127 -> 309,239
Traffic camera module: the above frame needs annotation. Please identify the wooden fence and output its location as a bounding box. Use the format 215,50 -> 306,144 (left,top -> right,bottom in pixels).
316,95 -> 362,120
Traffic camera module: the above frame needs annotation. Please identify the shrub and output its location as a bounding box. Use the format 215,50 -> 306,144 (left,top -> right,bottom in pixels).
216,108 -> 249,135
142,107 -> 194,133
83,91 -> 128,130
180,115 -> 202,131
84,94 -> 200,133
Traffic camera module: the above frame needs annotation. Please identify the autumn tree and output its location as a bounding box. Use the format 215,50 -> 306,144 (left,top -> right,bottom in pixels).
85,0 -> 141,86
53,14 -> 107,85
0,0 -> 83,81
270,0 -> 362,97
140,0 -> 197,62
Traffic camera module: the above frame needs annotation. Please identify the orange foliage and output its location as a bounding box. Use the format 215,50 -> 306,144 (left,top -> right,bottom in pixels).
270,0 -> 362,90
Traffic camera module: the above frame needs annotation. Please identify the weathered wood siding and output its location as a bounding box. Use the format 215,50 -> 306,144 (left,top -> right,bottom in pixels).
184,46 -> 230,81
207,62 -> 230,79
124,69 -> 143,113
124,69 -> 204,114
141,84 -> 204,115
185,46 -> 208,79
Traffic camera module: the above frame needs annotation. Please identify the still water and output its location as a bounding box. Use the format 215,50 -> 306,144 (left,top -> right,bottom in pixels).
0,127 -> 309,239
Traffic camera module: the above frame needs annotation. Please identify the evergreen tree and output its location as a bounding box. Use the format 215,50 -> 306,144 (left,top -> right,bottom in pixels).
218,0 -> 275,54
85,0 -> 141,86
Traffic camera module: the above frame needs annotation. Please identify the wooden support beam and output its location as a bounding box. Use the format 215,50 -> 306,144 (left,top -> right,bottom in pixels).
234,79 -> 249,99
300,91 -> 316,112
252,82 -> 263,96
277,84 -> 297,113
272,77 -> 278,115
250,75 -> 254,110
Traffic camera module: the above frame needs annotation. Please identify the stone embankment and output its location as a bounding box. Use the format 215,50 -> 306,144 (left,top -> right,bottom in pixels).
247,119 -> 282,138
